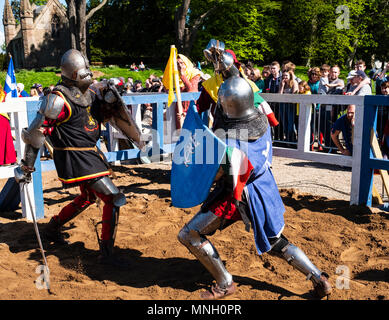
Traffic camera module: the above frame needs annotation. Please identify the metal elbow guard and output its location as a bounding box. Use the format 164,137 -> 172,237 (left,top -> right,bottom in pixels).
21,128 -> 45,149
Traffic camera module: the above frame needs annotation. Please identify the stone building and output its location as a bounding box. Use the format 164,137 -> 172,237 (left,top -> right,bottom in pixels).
3,0 -> 70,69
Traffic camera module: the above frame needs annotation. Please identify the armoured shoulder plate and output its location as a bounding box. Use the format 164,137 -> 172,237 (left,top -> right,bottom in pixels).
54,84 -> 92,107
40,93 -> 66,119
218,76 -> 255,119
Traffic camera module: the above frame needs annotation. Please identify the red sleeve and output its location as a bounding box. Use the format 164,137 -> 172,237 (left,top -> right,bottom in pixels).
196,89 -> 216,115
42,94 -> 69,135
266,113 -> 279,127
180,74 -> 200,92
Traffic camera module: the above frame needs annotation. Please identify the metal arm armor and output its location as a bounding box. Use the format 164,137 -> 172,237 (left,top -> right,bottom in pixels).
21,94 -> 65,169
40,93 -> 66,120
22,93 -> 65,146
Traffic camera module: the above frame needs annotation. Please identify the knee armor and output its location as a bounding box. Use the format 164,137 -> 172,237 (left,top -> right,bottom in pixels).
89,176 -> 126,207
178,211 -> 233,288
269,234 -> 324,285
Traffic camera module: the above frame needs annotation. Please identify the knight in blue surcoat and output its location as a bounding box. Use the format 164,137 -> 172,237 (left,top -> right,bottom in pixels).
177,39 -> 332,300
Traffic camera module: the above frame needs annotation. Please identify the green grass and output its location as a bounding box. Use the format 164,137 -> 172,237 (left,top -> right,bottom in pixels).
0,69 -> 61,92
91,66 -> 164,82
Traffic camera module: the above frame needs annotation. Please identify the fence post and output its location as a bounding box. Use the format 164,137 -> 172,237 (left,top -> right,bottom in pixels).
150,101 -> 164,159
297,103 -> 312,152
351,98 -> 376,206
25,100 -> 45,220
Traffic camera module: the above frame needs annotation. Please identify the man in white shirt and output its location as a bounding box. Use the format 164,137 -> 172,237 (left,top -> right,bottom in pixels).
346,70 -> 372,96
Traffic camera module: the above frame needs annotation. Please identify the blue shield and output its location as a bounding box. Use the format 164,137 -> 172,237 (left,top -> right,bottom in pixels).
171,103 -> 226,208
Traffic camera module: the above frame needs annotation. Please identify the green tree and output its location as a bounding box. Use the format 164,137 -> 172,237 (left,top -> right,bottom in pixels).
355,0 -> 389,65
270,0 -> 368,68
178,0 -> 281,63
85,0 -> 388,68
88,0 -> 177,63
11,0 -> 48,24
65,0 -> 108,57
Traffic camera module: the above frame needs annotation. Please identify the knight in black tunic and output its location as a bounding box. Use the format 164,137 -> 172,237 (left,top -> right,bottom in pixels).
48,86 -> 111,184
14,49 -> 139,265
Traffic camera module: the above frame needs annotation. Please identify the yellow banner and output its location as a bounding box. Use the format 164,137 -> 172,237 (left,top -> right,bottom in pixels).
162,46 -> 177,107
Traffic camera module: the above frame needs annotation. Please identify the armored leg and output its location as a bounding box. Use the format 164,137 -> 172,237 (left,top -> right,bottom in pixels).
269,234 -> 332,298
178,210 -> 234,290
89,176 -> 126,264
44,183 -> 96,244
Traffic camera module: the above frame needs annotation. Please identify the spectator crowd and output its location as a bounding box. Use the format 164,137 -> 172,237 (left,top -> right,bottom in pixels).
1,54 -> 389,168
242,59 -> 388,157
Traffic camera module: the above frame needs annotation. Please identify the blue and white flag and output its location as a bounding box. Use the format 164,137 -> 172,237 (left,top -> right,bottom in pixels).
171,102 -> 227,208
4,57 -> 18,101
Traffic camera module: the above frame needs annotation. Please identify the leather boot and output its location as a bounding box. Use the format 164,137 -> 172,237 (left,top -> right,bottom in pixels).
97,239 -> 129,268
312,272 -> 332,299
43,217 -> 69,245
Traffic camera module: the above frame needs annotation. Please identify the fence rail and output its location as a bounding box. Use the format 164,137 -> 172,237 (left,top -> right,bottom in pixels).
260,93 -> 389,206
1,92 -> 389,220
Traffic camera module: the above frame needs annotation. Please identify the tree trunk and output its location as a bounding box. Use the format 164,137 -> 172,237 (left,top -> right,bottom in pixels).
176,0 -> 216,57
306,15 -> 317,68
346,39 -> 359,69
76,0 -> 87,57
183,7 -> 216,56
65,0 -> 107,58
66,0 -> 77,50
175,0 -> 191,53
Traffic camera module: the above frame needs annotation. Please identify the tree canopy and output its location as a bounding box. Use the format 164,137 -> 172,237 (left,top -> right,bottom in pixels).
86,0 -> 388,68
8,0 -> 389,68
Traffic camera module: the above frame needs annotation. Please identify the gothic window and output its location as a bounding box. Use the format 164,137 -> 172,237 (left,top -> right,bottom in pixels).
51,15 -> 60,38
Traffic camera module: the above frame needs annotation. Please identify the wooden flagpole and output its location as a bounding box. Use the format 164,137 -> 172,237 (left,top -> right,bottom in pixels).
172,45 -> 184,129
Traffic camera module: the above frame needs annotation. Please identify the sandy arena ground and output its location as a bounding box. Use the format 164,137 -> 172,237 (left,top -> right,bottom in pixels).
0,158 -> 388,300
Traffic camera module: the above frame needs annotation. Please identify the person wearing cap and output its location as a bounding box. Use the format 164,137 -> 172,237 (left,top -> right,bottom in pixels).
346,70 -> 372,96
345,60 -> 371,95
35,83 -> 44,97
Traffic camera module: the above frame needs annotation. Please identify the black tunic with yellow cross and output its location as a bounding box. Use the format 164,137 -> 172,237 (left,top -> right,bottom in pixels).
47,86 -> 111,186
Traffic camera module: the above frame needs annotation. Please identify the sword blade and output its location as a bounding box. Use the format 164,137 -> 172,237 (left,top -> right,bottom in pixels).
23,183 -> 49,270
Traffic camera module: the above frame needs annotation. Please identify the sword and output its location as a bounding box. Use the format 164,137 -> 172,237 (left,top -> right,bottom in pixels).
21,182 -> 51,292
